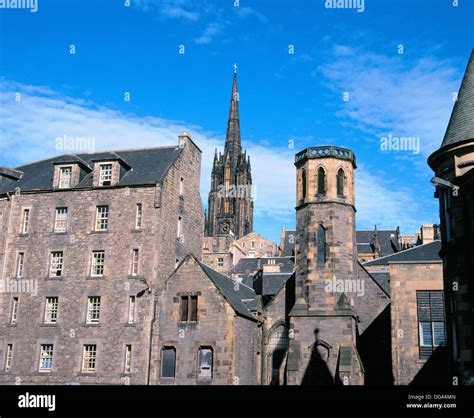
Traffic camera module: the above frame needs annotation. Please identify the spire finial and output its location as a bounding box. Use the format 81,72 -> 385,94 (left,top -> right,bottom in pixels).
233,63 -> 238,74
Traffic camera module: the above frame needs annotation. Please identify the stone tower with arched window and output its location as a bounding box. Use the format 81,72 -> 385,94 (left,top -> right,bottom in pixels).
287,146 -> 363,385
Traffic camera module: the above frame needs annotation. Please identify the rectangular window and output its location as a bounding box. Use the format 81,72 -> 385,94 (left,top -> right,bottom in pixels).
59,166 -> 72,189
99,164 -> 112,186
21,208 -> 30,234
5,344 -> 13,372
179,177 -> 184,196
91,251 -> 105,276
86,296 -> 101,324
16,252 -> 25,278
39,344 -> 54,372
260,242 -> 264,249
135,204 -> 142,229
198,347 -> 213,379
217,257 -> 224,267
11,297 -> 19,324
131,249 -> 139,276
44,297 -> 59,324
49,251 -> 63,277
54,207 -> 68,233
161,347 -> 176,378
95,206 -> 109,231
250,241 -> 255,249
417,291 -> 446,359
179,295 -> 198,323
82,344 -> 97,373
124,345 -> 132,373
128,296 -> 136,324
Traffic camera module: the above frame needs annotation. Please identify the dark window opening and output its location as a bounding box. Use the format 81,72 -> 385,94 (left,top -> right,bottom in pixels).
337,168 -> 345,196
417,291 -> 446,359
317,225 -> 326,265
161,347 -> 176,378
180,295 -> 198,323
317,167 -> 326,195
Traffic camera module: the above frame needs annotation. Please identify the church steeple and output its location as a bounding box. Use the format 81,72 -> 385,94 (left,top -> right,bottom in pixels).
206,69 -> 253,239
224,71 -> 242,161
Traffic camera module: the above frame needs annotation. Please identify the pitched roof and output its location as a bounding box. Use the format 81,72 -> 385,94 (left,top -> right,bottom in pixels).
356,229 -> 399,257
0,146 -> 182,195
198,259 -> 257,321
262,272 -> 293,297
440,49 -> 474,150
362,241 -> 442,266
231,257 -> 294,275
368,272 -> 391,295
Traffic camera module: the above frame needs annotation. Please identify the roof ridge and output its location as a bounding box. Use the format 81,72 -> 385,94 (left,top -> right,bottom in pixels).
362,240 -> 441,265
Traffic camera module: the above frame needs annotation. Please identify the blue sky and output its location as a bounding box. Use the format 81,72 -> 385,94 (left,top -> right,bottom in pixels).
0,0 -> 473,242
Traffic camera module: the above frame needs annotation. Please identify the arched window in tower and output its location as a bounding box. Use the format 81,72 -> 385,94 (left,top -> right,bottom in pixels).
224,163 -> 231,192
337,168 -> 345,197
317,225 -> 326,265
317,167 -> 326,196
301,169 -> 307,199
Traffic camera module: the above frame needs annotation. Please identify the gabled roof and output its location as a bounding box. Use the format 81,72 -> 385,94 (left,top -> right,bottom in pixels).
0,166 -> 23,181
280,229 -> 296,257
232,257 -> 294,275
198,259 -> 257,321
0,146 -> 182,195
262,272 -> 293,297
356,229 -> 399,257
440,49 -> 474,150
362,241 -> 441,267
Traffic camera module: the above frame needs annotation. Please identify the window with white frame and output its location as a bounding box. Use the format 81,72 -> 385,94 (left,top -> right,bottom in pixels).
4,344 -> 13,372
54,207 -> 68,233
91,251 -> 105,276
11,297 -> 19,324
39,344 -> 54,372
135,204 -> 142,229
21,208 -> 30,234
131,249 -> 139,276
124,345 -> 132,373
250,241 -> 255,249
99,164 -> 112,186
82,344 -> 97,372
59,166 -> 72,189
44,297 -> 59,324
49,251 -> 63,277
95,206 -> 109,231
198,347 -> 213,379
16,252 -> 25,278
86,296 -> 101,324
128,296 -> 136,324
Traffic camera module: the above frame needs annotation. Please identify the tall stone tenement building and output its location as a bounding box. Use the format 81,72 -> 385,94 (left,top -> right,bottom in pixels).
0,133 -> 204,384
429,49 -> 474,385
206,71 -> 253,239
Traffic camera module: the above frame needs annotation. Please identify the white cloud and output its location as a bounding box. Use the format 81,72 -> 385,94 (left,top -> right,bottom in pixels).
194,22 -> 224,45
0,79 -> 439,239
135,0 -> 200,21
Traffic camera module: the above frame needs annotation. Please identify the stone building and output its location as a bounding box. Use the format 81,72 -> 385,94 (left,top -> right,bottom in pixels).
286,146 -> 390,385
363,242 -> 445,385
0,133 -> 204,384
150,254 -> 262,385
428,49 -> 474,385
206,71 -> 254,239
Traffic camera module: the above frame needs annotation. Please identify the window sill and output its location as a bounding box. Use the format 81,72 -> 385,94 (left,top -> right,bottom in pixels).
196,378 -> 213,385
86,276 -> 105,280
6,323 -> 18,327
45,276 -> 65,281
40,323 -> 58,327
18,233 -> 29,238
90,230 -> 108,234
131,229 -> 142,233
82,323 -> 101,327
179,321 -> 198,326
77,372 -> 97,376
127,275 -> 145,280
50,232 -> 68,236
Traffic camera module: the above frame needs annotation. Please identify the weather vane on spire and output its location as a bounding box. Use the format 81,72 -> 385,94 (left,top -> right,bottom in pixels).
233,63 -> 238,74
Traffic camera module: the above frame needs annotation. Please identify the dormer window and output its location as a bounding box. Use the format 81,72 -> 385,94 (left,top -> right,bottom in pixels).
99,164 -> 113,186
59,167 -> 72,189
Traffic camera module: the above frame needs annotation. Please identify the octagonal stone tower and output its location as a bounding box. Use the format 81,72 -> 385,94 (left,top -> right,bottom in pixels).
287,145 -> 363,385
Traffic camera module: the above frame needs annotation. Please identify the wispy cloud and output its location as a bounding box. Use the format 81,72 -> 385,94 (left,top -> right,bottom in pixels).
135,0 -> 201,21
0,79 -> 437,238
194,21 -> 225,45
317,46 -> 460,158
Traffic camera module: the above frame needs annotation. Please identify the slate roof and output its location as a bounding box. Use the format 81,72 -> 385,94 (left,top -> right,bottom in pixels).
198,260 -> 257,321
356,229 -> 399,257
440,49 -> 474,150
0,146 -> 183,195
231,257 -> 294,275
369,272 -> 391,295
362,241 -> 442,267
262,272 -> 293,297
